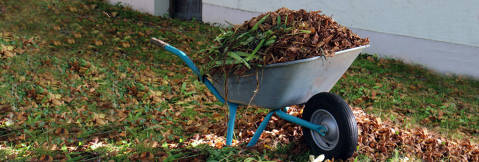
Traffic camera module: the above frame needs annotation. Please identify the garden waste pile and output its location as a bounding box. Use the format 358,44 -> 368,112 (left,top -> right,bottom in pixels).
205,8 -> 369,75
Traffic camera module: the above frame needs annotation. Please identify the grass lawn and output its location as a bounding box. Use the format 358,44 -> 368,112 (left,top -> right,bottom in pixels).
334,55 -> 479,140
0,0 -> 478,161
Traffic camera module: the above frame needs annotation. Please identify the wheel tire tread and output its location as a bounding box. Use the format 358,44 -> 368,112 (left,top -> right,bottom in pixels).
302,92 -> 358,160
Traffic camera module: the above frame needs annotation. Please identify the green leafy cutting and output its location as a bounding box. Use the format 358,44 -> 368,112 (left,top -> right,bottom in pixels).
205,14 -> 292,74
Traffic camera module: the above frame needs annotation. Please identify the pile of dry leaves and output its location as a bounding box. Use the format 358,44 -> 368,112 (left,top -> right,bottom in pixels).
206,8 -> 369,74
184,106 -> 479,161
242,8 -> 369,61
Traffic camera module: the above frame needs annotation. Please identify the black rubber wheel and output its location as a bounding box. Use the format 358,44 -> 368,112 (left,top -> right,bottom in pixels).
302,92 -> 358,160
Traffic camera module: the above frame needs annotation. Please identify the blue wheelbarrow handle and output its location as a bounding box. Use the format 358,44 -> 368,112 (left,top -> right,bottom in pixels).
150,37 -> 226,103
151,37 -> 238,145
151,37 -> 202,77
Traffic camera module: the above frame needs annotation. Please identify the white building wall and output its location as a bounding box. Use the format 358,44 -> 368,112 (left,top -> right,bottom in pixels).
202,0 -> 479,78
108,0 -> 169,16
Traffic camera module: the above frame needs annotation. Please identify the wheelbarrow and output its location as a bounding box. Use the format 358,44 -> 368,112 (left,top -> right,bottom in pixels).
151,37 -> 369,159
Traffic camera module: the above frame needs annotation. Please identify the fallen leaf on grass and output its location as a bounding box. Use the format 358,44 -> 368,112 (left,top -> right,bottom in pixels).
67,38 -> 75,44
0,104 -> 12,113
121,42 -> 130,48
54,128 -> 69,136
53,25 -> 61,31
52,40 -> 62,46
94,40 -> 103,46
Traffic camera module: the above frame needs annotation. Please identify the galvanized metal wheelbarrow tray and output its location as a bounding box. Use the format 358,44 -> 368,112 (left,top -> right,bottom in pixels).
151,38 -> 368,150
211,46 -> 367,109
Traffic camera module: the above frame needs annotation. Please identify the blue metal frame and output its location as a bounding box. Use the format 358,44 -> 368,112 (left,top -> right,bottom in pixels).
226,103 -> 238,145
163,45 -> 201,77
160,43 -> 239,145
275,110 -> 327,136
247,110 -> 275,147
155,39 -> 327,147
246,109 -> 327,146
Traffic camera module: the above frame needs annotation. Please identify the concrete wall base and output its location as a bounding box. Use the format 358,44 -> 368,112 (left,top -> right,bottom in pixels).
352,28 -> 479,78
108,0 -> 169,16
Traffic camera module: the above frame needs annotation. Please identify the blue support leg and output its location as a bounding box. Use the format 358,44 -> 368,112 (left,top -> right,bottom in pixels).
247,110 -> 276,147
275,110 -> 327,136
226,103 -> 238,146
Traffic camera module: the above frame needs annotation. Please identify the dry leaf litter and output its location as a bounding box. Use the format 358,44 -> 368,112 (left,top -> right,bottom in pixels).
183,106 -> 479,161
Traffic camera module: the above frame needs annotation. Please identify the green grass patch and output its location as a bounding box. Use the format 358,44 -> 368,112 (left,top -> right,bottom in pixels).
0,0 -> 477,160
333,55 -> 479,139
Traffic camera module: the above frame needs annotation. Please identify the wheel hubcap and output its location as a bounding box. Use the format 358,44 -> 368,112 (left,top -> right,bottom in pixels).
310,109 -> 339,151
